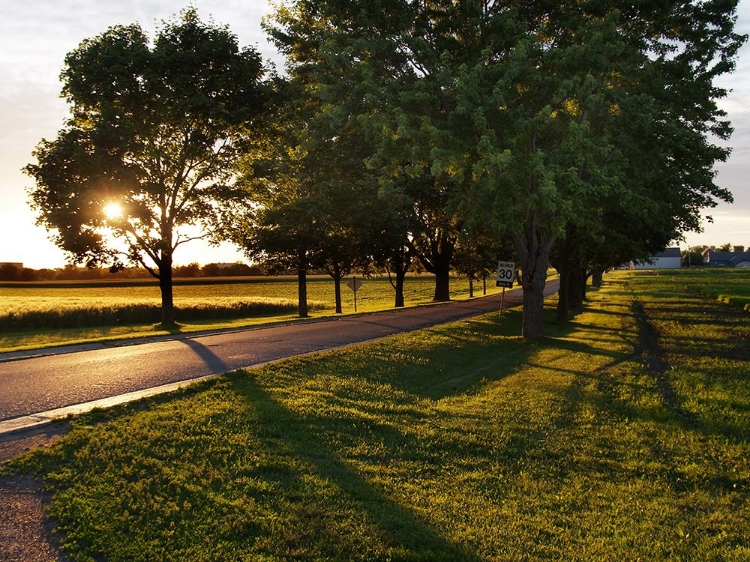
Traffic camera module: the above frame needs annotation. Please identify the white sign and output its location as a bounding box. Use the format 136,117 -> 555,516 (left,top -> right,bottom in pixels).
496,261 -> 515,288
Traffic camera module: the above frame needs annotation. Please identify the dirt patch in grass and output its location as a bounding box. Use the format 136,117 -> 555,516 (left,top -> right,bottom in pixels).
0,423 -> 69,561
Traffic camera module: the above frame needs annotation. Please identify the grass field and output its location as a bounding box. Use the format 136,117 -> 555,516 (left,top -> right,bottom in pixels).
4,269 -> 748,561
0,275 -> 502,353
670,268 -> 750,311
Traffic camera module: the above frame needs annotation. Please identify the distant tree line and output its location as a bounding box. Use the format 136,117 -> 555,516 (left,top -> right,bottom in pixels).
25,4 -> 746,338
0,262 -> 263,282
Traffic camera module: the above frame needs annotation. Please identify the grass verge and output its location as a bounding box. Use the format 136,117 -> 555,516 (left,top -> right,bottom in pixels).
3,270 -> 749,561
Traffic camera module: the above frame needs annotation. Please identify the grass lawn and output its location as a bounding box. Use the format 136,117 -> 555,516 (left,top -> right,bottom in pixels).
669,268 -> 750,311
3,270 -> 749,561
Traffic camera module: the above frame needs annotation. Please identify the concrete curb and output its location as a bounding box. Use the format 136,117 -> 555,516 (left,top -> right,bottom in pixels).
0,374 -> 218,437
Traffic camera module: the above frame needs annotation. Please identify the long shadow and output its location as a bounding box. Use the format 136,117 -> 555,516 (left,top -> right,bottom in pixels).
559,298 -> 750,447
228,373 -> 481,561
179,338 -> 230,373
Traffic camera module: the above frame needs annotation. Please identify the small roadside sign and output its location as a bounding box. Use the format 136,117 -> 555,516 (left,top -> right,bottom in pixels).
496,261 -> 515,288
347,276 -> 363,312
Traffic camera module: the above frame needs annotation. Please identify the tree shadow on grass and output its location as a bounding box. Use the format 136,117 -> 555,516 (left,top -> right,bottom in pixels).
226,372 -> 480,562
363,309 -> 585,402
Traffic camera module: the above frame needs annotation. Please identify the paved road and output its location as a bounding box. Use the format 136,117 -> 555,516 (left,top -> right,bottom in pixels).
0,281 -> 558,427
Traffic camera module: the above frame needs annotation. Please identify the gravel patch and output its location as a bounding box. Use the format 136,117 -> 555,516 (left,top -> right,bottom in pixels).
0,423 -> 70,562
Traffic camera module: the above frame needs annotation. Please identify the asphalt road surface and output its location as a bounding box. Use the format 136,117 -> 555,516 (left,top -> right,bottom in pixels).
0,281 -> 558,425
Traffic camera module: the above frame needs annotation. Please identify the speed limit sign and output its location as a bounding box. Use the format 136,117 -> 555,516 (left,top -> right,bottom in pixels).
496,261 -> 515,288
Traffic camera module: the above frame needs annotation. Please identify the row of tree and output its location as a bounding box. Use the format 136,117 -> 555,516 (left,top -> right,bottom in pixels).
695,244 -> 746,253
25,3 -> 746,338
0,262 -> 263,282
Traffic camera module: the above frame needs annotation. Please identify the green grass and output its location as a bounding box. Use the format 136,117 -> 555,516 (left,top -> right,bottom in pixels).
5,269 -> 749,561
0,275 -> 502,352
667,268 -> 750,311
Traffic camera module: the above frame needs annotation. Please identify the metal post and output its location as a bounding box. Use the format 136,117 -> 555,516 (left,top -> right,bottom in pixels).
499,286 -> 506,321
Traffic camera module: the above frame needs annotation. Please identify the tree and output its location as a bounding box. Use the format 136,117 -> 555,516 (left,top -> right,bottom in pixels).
303,116 -> 386,314
682,249 -> 705,267
455,1 -> 743,337
369,186 -> 416,308
265,0 -> 469,303
453,224 -> 510,298
25,9 -> 267,326
403,174 -> 464,302
227,76 -> 321,318
0,264 -> 22,281
265,0 -> 744,338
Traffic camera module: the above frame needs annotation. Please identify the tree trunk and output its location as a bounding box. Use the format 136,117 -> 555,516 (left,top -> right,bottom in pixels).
433,266 -> 451,302
510,211 -> 556,340
570,265 -> 586,309
521,266 -> 547,339
556,266 -> 571,323
394,268 -> 406,308
556,263 -> 587,322
551,224 -> 588,323
591,269 -> 604,288
333,265 -> 343,314
388,247 -> 409,308
297,248 -> 308,318
410,231 -> 454,303
158,254 -> 176,327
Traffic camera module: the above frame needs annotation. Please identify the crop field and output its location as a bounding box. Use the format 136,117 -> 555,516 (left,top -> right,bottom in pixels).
4,269 -> 748,561
0,275 -> 501,352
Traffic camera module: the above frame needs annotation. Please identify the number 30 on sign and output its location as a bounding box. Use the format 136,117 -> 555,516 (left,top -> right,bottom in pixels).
496,261 -> 515,288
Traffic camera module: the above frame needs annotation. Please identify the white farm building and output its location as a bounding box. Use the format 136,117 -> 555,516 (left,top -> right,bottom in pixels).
633,248 -> 682,270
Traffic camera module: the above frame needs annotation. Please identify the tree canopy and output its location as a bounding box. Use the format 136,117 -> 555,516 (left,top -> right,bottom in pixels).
25,9 -> 268,325
264,0 -> 745,338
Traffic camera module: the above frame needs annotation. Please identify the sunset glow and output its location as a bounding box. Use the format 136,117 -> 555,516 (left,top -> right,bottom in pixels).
103,203 -> 123,220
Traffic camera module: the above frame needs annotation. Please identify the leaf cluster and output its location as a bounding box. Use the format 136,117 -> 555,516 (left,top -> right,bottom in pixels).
25,9 -> 269,275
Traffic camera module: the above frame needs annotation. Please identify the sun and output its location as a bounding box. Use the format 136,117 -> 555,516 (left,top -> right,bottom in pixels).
103,202 -> 123,220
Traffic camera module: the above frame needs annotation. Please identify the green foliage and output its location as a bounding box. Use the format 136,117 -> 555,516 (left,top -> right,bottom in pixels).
682,249 -> 705,267
264,0 -> 746,339
25,9 -> 268,325
6,270 -> 749,560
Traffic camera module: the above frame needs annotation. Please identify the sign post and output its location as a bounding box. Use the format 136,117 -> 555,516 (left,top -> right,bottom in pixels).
347,276 -> 363,312
496,261 -> 515,318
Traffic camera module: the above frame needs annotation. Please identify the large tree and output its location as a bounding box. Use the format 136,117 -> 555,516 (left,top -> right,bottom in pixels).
547,1 -> 745,322
25,9 -> 267,326
265,0 -> 744,338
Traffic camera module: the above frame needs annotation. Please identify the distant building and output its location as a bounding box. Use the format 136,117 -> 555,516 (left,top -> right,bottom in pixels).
633,248 -> 682,270
702,250 -> 750,268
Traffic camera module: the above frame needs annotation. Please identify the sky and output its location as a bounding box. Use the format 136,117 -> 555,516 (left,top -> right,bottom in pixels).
1,1 -> 749,269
